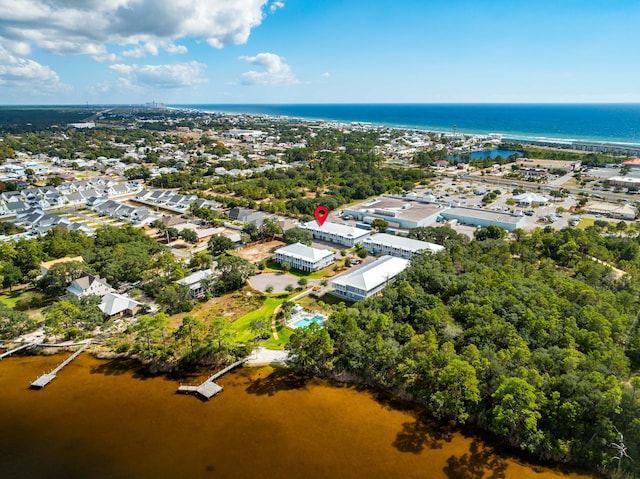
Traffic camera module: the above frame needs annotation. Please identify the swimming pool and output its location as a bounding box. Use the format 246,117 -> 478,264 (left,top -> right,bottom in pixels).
293,315 -> 326,328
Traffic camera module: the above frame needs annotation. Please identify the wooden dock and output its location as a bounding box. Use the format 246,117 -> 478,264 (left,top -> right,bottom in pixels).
177,358 -> 247,400
30,342 -> 90,390
0,342 -> 36,359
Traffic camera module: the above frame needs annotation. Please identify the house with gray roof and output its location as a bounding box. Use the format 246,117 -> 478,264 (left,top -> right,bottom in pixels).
33,214 -> 71,234
99,293 -> 141,318
15,211 -> 44,228
176,269 -> 218,298
66,274 -> 114,298
68,222 -> 94,235
5,201 -> 30,215
130,207 -> 156,225
228,206 -> 272,227
63,192 -> 85,205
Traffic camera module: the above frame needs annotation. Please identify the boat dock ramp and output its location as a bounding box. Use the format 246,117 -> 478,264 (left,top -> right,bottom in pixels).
177,358 -> 247,400
30,342 -> 90,389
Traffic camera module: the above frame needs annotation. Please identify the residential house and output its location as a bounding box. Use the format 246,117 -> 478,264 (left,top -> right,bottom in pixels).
32,214 -> 71,234
5,201 -> 30,215
176,270 -> 217,298
228,207 -> 271,227
68,222 -> 94,235
98,293 -> 142,319
66,274 -> 114,298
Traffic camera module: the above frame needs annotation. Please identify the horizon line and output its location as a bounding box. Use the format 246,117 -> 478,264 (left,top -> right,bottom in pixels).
2,101 -> 640,108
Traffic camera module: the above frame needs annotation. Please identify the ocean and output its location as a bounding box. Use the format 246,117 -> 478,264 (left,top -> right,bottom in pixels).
172,103 -> 640,146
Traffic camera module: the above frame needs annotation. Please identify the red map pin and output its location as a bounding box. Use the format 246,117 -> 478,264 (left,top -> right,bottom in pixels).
314,205 -> 329,226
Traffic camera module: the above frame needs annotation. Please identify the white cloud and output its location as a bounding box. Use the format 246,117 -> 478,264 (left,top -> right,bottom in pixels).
166,43 -> 188,55
3,39 -> 31,56
110,61 -> 207,88
270,1 -> 285,13
322,72 -> 330,78
122,43 -> 160,59
92,52 -> 118,63
239,52 -> 298,86
0,0 -> 270,58
0,44 -> 63,91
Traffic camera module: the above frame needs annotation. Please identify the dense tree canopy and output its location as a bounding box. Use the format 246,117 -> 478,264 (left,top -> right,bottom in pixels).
289,227 -> 640,476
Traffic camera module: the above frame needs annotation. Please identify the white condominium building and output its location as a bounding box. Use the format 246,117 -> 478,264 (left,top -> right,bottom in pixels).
331,255 -> 410,301
363,233 -> 444,259
300,220 -> 370,247
274,242 -> 335,272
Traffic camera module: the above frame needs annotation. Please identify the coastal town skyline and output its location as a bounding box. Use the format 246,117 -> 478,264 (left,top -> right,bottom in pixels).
1,0 -> 640,105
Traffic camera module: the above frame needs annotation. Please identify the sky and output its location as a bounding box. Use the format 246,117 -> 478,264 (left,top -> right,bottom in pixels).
0,0 -> 639,105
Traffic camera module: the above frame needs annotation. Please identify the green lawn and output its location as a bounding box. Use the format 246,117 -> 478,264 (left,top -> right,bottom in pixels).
230,295 -> 294,344
263,323 -> 294,350
0,291 -> 22,308
576,218 -> 595,229
0,290 -> 48,323
227,291 -> 308,350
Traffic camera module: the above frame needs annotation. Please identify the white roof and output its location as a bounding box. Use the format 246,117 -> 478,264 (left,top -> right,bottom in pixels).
177,270 -> 216,286
301,220 -> 370,239
331,256 -> 409,292
98,293 -> 141,316
609,176 -> 640,184
513,192 -> 549,204
275,242 -> 334,261
364,233 -> 444,254
587,202 -> 638,215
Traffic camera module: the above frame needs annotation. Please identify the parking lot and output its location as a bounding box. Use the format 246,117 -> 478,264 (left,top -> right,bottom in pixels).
312,171 -> 636,240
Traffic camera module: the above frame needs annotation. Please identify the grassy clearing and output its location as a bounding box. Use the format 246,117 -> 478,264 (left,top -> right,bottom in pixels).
263,323 -> 293,350
168,287 -> 264,328
295,294 -> 341,313
577,218 -> 595,229
230,295 -> 294,342
230,299 -> 278,342
0,291 -> 22,308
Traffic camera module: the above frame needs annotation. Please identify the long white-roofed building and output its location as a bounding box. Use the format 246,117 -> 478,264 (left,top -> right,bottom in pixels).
274,242 -> 335,272
363,233 -> 444,259
300,220 -> 370,247
331,255 -> 410,302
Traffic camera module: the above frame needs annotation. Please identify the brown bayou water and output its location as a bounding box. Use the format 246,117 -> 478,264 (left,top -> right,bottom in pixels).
0,354 -> 596,479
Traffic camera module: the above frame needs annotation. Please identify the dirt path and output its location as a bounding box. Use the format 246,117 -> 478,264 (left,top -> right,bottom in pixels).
271,304 -> 282,340
590,256 -> 627,279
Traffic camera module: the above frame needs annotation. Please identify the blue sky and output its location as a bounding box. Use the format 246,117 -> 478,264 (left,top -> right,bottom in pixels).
0,0 -> 639,104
